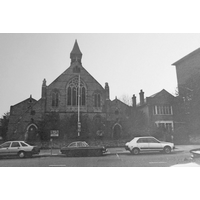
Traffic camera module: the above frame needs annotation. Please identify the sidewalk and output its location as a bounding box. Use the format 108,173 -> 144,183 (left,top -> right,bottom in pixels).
38,145 -> 200,156
175,145 -> 200,152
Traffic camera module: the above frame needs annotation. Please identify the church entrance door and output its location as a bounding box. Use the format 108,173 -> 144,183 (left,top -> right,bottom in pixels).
26,124 -> 40,142
113,123 -> 122,139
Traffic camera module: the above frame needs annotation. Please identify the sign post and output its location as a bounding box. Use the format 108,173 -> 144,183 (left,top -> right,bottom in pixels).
50,130 -> 59,155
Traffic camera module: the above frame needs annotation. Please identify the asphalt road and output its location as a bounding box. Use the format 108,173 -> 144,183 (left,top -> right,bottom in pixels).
0,148 -> 192,167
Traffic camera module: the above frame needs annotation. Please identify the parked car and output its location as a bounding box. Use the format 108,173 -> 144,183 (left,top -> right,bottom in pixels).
125,136 -> 175,155
0,141 -> 40,158
60,141 -> 107,157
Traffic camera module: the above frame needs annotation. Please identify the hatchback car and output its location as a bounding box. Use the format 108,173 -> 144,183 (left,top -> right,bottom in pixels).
60,141 -> 107,157
0,141 -> 40,158
125,136 -> 175,155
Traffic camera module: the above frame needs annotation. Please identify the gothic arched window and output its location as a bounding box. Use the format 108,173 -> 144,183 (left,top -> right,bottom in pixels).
67,77 -> 86,106
94,93 -> 101,108
52,90 -> 59,107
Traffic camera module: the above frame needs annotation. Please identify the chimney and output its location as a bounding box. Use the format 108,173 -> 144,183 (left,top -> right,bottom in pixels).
132,94 -> 136,107
105,82 -> 110,100
139,89 -> 144,105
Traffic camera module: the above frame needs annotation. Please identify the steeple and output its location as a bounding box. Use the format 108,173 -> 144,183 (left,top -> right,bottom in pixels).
70,40 -> 82,64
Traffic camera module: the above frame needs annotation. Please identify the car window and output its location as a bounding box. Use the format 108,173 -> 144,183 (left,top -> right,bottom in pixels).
79,142 -> 89,147
11,142 -> 20,147
137,138 -> 148,143
77,142 -> 84,147
68,142 -> 77,147
137,139 -> 142,143
147,138 -> 159,143
0,142 -> 11,148
20,142 -> 28,147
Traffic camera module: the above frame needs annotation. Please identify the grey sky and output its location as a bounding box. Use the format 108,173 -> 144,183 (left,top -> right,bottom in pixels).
1,33 -> 200,116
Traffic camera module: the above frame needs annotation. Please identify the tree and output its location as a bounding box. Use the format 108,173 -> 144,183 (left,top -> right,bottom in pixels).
119,94 -> 132,106
0,112 -> 10,140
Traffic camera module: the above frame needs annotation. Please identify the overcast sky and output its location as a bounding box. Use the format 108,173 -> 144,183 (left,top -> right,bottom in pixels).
1,33 -> 200,116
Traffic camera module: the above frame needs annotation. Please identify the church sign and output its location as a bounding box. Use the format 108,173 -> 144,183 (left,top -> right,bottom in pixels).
50,130 -> 59,137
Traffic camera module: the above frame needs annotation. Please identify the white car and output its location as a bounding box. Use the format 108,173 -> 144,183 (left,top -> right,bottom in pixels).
125,136 -> 175,155
0,141 -> 40,158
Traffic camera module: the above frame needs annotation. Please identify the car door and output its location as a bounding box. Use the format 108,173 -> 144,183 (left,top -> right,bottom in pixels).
137,138 -> 149,152
0,142 -> 11,156
77,142 -> 87,156
10,141 -> 21,155
68,142 -> 77,156
147,138 -> 162,151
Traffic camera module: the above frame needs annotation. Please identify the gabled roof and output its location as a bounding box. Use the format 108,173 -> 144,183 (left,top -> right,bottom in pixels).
172,48 -> 200,66
149,89 -> 175,98
138,89 -> 175,108
111,98 -> 130,107
11,96 -> 37,107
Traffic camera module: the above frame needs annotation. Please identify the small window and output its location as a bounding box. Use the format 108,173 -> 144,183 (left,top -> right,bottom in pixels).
94,93 -> 101,108
11,142 -> 20,147
52,91 -> 59,107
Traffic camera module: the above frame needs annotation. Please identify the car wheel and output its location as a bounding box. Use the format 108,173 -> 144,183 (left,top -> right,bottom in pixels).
18,151 -> 26,158
164,146 -> 171,154
131,148 -> 140,155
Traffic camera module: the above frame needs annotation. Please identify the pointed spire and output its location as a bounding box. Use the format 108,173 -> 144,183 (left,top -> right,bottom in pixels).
42,78 -> 46,87
70,40 -> 82,64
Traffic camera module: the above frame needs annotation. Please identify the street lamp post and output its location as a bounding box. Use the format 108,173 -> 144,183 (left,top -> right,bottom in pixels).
78,74 -> 81,137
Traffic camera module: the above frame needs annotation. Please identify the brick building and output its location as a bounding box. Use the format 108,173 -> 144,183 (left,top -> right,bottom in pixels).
7,40 -> 135,141
172,48 -> 200,136
138,89 -> 183,142
172,48 -> 200,95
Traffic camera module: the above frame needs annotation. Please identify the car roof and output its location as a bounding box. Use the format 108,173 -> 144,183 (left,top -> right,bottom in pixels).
70,141 -> 87,143
134,136 -> 155,139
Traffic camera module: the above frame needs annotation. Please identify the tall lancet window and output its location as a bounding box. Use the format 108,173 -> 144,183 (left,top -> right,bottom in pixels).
67,77 -> 86,106
94,93 -> 101,108
52,90 -> 59,107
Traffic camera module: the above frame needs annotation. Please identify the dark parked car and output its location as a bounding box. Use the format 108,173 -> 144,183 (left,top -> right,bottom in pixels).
0,141 -> 40,158
60,141 -> 107,157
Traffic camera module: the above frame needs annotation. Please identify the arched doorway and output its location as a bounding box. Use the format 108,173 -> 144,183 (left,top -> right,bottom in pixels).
113,123 -> 122,139
25,124 -> 40,142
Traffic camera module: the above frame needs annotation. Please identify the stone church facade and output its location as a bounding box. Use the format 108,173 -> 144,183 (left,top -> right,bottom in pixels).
7,41 -> 135,142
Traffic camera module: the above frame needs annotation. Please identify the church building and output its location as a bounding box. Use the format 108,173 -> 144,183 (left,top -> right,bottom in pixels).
7,40 -> 135,142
